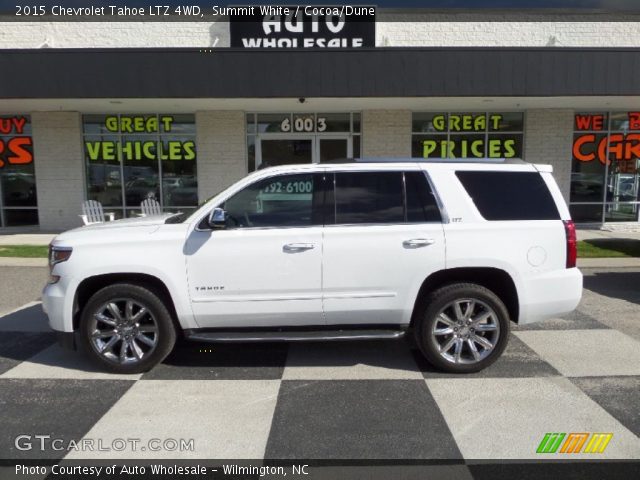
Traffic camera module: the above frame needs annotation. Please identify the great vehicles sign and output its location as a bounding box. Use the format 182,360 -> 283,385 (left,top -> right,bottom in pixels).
229,5 -> 375,48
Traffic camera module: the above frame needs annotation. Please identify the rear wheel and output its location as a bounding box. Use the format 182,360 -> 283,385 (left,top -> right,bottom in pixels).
79,283 -> 176,374
415,283 -> 510,373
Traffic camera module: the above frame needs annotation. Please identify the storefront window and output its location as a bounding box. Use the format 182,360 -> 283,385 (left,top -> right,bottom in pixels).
570,112 -> 640,223
411,112 -> 524,159
83,114 -> 197,218
0,115 -> 38,227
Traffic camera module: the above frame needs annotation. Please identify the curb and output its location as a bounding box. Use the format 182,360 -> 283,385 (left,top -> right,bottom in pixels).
0,257 -> 48,267
577,257 -> 640,268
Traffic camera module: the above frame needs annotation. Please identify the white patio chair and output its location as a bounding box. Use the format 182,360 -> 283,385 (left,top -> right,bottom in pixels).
139,198 -> 163,217
80,200 -> 115,225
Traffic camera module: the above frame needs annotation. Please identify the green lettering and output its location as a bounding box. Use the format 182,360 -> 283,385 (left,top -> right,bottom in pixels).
183,141 -> 196,160
85,142 -> 101,160
142,141 -> 156,159
422,140 -> 438,158
474,114 -> 486,131
490,114 -> 502,131
169,141 -> 182,159
471,140 -> 484,157
120,117 -> 133,133
120,141 -> 134,160
102,142 -> 116,161
146,117 -> 158,133
161,116 -> 174,132
105,116 -> 119,133
432,115 -> 446,132
503,139 -> 516,158
449,115 -> 461,132
488,140 -> 502,158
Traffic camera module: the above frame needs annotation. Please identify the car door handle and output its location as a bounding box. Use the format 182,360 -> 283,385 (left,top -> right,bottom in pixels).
403,238 -> 435,248
283,243 -> 316,253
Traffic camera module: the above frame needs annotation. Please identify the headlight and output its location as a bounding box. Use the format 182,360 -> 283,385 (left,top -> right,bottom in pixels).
49,245 -> 73,271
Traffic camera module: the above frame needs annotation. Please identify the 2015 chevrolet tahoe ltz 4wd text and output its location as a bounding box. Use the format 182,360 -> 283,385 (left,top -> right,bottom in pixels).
43,159 -> 583,374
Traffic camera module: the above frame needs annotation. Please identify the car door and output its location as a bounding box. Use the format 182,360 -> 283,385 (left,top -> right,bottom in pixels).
185,171 -> 325,328
322,169 -> 446,326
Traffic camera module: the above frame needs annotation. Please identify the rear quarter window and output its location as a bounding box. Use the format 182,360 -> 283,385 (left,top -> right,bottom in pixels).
455,171 -> 560,221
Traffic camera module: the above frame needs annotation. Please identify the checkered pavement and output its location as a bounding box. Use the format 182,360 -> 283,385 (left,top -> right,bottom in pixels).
1,270 -> 639,463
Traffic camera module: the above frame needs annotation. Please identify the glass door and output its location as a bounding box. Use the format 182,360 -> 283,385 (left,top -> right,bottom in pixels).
316,137 -> 350,163
257,137 -> 314,169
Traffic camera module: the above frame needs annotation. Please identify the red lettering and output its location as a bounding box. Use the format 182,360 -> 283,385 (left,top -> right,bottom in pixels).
593,116 -> 604,130
0,139 -> 4,167
12,117 -> 27,135
0,118 -> 11,135
624,133 -> 640,160
606,134 -> 625,163
629,112 -> 640,131
573,134 -> 596,161
575,114 -> 605,131
7,137 -> 33,165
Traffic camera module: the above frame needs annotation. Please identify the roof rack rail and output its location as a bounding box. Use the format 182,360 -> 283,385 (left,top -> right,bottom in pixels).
320,157 -> 527,164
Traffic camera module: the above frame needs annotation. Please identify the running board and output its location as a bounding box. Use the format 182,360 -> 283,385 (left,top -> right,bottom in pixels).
184,328 -> 406,343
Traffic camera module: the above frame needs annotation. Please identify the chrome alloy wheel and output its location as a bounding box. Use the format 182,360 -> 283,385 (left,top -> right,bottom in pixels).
431,298 -> 500,365
89,299 -> 159,365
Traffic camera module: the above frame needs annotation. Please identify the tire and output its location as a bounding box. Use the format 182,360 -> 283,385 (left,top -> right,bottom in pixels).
414,283 -> 510,374
79,283 -> 177,374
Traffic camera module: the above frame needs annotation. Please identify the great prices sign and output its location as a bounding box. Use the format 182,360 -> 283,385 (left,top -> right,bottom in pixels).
573,113 -> 640,171
0,116 -> 33,168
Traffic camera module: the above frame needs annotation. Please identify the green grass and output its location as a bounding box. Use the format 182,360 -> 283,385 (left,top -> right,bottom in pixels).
0,245 -> 49,258
577,239 -> 640,258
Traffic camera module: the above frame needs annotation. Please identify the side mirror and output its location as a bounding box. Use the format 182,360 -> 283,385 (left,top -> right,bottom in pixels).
208,207 -> 227,229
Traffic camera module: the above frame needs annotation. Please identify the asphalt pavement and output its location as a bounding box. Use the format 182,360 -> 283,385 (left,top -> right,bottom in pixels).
0,266 -> 638,468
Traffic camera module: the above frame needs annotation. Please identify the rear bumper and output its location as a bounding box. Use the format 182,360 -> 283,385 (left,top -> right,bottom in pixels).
518,267 -> 583,324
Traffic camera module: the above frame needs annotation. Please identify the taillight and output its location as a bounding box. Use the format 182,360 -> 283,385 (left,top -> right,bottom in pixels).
563,220 -> 577,268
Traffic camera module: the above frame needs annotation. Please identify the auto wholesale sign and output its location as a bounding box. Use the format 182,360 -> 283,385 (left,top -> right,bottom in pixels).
229,5 -> 376,48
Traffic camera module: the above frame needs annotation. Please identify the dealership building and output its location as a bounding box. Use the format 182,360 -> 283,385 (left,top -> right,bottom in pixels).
1,6 -> 640,230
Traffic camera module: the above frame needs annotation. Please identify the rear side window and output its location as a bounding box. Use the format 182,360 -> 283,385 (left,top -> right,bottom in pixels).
455,171 -> 560,221
332,171 -> 442,225
335,172 -> 404,224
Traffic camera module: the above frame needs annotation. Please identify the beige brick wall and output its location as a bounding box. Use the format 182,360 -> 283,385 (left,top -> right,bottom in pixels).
196,111 -> 247,202
32,112 -> 86,230
362,110 -> 411,158
524,109 -> 574,202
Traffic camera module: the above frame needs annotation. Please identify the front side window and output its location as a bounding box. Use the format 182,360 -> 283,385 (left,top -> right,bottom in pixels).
332,171 -> 442,225
221,173 -> 321,228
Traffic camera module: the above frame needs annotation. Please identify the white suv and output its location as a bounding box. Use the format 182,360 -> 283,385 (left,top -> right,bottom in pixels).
43,159 -> 583,374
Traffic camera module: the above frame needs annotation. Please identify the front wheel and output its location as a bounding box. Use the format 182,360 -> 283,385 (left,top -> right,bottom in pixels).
79,283 -> 177,374
415,283 -> 510,373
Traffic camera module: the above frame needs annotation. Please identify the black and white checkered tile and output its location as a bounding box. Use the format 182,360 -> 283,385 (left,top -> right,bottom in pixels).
1,282 -> 640,462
